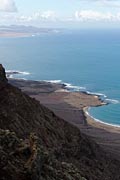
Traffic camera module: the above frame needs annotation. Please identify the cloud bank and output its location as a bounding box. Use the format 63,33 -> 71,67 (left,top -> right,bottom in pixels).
18,11 -> 57,23
0,0 -> 17,12
75,10 -> 120,21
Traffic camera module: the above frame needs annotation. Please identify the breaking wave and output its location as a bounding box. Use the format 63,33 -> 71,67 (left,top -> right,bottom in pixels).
6,70 -> 30,78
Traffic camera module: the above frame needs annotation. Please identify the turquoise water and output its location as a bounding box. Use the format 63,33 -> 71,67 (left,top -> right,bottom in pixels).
1,29 -> 120,126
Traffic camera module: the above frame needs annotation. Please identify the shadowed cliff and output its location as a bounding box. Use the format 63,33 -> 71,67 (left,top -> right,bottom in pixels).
0,64 -> 120,180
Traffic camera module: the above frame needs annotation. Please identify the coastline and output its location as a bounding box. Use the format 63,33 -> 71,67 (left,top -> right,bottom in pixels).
8,77 -> 120,128
8,77 -> 120,159
83,106 -> 120,128
8,77 -> 120,127
83,107 -> 120,132
0,32 -> 33,38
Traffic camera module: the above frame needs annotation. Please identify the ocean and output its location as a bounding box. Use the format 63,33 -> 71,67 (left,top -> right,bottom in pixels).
1,29 -> 120,126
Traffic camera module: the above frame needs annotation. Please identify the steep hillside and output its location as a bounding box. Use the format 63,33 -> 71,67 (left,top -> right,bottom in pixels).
0,64 -> 120,180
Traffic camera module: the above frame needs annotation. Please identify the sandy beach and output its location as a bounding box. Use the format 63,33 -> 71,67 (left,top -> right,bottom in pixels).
0,32 -> 33,38
9,78 -> 120,159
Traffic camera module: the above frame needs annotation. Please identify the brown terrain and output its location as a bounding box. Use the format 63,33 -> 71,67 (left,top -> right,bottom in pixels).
0,64 -> 120,180
9,78 -> 120,160
0,32 -> 32,38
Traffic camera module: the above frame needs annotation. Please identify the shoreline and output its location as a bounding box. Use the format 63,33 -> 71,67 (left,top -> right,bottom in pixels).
8,77 -> 120,158
0,32 -> 33,38
8,77 -> 120,128
84,106 -> 120,128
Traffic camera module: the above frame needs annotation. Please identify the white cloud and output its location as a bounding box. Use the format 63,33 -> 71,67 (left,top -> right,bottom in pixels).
40,11 -> 57,20
2,8 -> 120,26
17,11 -> 57,23
0,0 -> 17,12
0,10 -> 58,25
74,10 -> 120,21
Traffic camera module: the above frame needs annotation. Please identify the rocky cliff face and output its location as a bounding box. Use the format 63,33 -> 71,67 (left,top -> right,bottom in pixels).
0,65 -> 120,180
0,64 -> 8,89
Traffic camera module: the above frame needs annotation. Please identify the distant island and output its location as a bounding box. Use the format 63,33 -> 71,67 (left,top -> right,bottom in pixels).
0,25 -> 61,37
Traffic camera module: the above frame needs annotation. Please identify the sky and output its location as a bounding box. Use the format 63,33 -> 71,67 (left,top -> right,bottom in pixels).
1,0 -> 120,28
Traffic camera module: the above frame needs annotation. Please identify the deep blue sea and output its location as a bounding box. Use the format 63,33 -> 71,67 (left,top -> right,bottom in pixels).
1,29 -> 120,126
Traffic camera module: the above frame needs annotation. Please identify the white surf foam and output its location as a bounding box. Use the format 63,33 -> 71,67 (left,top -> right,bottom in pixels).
43,81 -> 86,91
6,70 -> 30,78
6,70 -> 30,75
84,107 -> 120,128
105,98 -> 120,104
85,91 -> 120,105
64,83 -> 86,91
44,80 -> 62,84
86,91 -> 107,98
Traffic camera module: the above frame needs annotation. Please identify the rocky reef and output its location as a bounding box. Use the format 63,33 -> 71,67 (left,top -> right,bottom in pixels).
0,65 -> 120,180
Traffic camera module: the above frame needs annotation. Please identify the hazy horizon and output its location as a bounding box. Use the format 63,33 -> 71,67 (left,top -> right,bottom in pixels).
1,0 -> 120,29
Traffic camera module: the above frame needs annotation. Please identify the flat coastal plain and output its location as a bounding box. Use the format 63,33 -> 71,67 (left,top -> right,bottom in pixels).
9,78 -> 120,160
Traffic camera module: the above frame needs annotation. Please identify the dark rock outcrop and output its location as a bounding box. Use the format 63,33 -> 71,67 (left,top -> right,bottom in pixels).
0,64 -> 8,89
0,130 -> 87,180
0,65 -> 120,180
